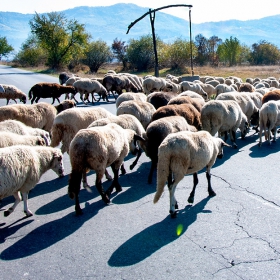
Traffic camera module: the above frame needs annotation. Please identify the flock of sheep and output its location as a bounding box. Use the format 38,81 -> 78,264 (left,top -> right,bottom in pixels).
1,70 -> 280,217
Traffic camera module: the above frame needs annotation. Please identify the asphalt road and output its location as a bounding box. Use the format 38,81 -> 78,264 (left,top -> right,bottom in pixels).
1,65 -> 280,279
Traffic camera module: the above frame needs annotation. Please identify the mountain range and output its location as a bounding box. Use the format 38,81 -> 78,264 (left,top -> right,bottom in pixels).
0,3 -> 280,54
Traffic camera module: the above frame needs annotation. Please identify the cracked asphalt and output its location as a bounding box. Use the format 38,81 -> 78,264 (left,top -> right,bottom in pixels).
1,65 -> 280,279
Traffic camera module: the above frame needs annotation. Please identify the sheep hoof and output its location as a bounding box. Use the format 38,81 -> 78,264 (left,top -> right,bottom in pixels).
24,210 -> 33,217
187,196 -> 194,204
209,191 -> 216,197
102,194 -> 110,204
4,210 -> 11,217
75,209 -> 83,216
169,210 -> 177,218
129,163 -> 136,170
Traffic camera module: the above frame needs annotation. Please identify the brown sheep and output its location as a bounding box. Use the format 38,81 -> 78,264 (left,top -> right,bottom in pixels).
54,99 -> 76,114
168,96 -> 205,112
147,91 -> 178,109
28,82 -> 76,104
151,103 -> 202,131
262,89 -> 280,104
238,82 -> 255,92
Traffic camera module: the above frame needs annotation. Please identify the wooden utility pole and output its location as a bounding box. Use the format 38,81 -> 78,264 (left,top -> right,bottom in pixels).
127,4 -> 193,77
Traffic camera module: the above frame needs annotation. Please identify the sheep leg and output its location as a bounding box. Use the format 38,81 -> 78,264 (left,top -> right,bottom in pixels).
91,93 -> 97,103
22,192 -> 33,217
188,173 -> 199,204
95,173 -> 110,204
82,169 -> 91,191
105,169 -> 113,180
229,130 -> 238,149
148,159 -> 157,184
130,149 -> 143,171
120,164 -> 126,175
35,97 -> 40,103
206,171 -> 216,197
106,165 -> 122,196
168,179 -> 178,218
167,173 -> 178,210
4,191 -> 22,217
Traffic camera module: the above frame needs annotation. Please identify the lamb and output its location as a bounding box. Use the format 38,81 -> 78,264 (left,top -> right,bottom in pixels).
153,130 -> 230,217
0,119 -> 51,146
73,78 -> 109,104
142,76 -> 173,95
215,84 -> 237,99
147,91 -> 178,109
258,100 -> 280,146
68,123 -> 141,215
0,102 -> 57,133
179,81 -> 208,100
201,100 -> 249,148
28,82 -> 76,104
151,103 -> 202,131
50,106 -> 114,154
1,84 -> 27,105
135,116 -> 197,184
115,92 -> 147,108
116,100 -> 156,129
0,131 -> 46,148
0,145 -> 64,217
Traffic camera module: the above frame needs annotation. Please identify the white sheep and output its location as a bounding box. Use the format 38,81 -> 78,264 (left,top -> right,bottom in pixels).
142,76 -> 172,95
1,84 -> 27,105
50,106 -> 114,154
153,130 -> 230,217
68,123 -> 140,215
0,102 -> 57,133
215,84 -> 237,99
258,100 -> 280,146
178,90 -> 205,101
115,92 -> 147,108
0,131 -> 46,148
0,119 -> 51,146
116,100 -> 156,129
201,100 -> 249,148
179,81 -> 208,100
200,83 -> 217,99
0,145 -> 64,217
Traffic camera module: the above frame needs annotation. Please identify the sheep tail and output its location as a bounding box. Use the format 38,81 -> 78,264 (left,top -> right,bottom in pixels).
153,149 -> 171,204
28,89 -> 33,100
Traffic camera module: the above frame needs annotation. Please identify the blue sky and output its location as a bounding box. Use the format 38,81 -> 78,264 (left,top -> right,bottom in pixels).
2,0 -> 280,24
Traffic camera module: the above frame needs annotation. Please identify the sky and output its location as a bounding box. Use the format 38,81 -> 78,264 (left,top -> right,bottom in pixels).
2,0 -> 280,24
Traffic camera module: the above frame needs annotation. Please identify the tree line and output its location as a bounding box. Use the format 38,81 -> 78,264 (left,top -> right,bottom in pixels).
1,11 -> 280,72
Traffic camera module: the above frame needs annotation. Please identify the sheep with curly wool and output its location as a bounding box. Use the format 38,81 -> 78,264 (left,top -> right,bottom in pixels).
0,145 -> 64,217
0,84 -> 27,105
116,100 -> 156,129
0,102 -> 57,133
136,115 -> 197,184
0,119 -> 51,146
115,92 -> 147,108
0,131 -> 46,148
201,100 -> 249,148
153,130 -> 230,217
68,123 -> 141,215
50,106 -> 114,154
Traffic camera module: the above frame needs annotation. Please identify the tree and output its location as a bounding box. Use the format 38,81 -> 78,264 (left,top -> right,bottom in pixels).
112,38 -> 128,70
248,40 -> 280,65
194,34 -> 209,66
0,36 -> 14,60
217,36 -> 242,66
127,35 -> 159,71
82,40 -> 113,73
208,36 -> 222,66
14,35 -> 47,66
29,12 -> 90,69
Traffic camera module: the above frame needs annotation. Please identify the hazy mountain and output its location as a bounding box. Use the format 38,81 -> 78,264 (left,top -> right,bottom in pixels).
0,3 -> 279,54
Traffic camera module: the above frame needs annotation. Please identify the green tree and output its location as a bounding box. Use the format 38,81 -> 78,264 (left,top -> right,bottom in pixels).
194,34 -> 209,66
0,36 -> 14,60
82,40 -> 113,73
29,12 -> 90,69
112,38 -> 128,70
14,35 -> 47,66
208,35 -> 222,66
217,36 -> 242,66
248,40 -> 280,65
127,35 -> 160,71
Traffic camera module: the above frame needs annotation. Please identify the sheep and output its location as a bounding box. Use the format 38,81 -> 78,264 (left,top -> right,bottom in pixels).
88,114 -> 146,172
28,82 -> 76,104
142,76 -> 173,95
73,78 -> 109,104
147,91 -> 178,109
215,84 -> 237,99
258,100 -> 280,146
178,90 -> 205,101
168,96 -> 205,112
0,145 -> 64,217
0,131 -> 46,148
151,103 -> 202,131
135,116 -> 197,184
54,99 -> 76,114
118,73 -> 143,92
262,89 -> 280,104
215,77 -> 225,84
50,106 -> 114,154
115,92 -> 147,108
59,72 -> 78,85
205,80 -> 220,87
200,83 -> 217,99
238,82 -> 255,92
116,100 -> 156,129
0,119 -> 51,146
201,100 -> 249,148
246,78 -> 254,84
153,130 -> 230,217
0,102 -> 57,133
68,123 -> 141,215
179,81 -> 208,100
1,84 -> 27,105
